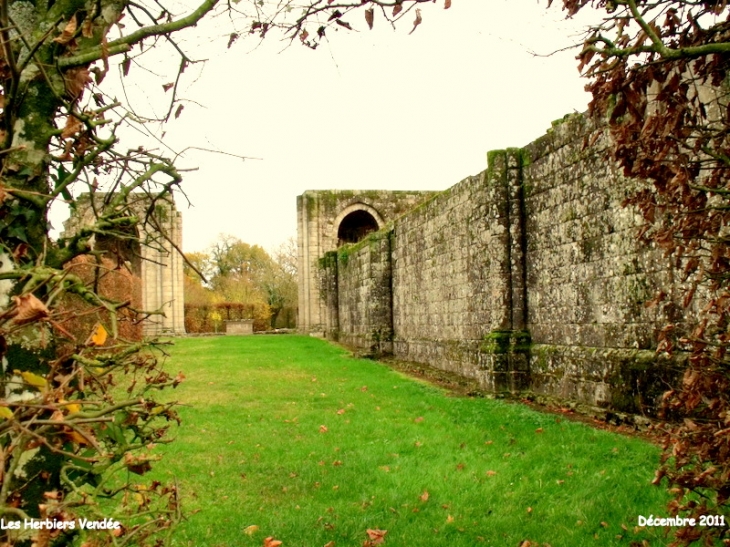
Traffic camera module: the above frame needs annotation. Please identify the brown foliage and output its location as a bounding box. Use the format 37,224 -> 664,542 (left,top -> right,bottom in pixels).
559,1 -> 730,543
58,255 -> 143,342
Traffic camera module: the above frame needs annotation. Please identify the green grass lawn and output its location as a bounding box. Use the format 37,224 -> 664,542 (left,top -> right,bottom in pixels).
146,335 -> 672,547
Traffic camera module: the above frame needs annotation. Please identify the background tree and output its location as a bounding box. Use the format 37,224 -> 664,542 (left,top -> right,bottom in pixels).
0,0 -> 218,542
184,235 -> 298,331
265,237 -> 298,328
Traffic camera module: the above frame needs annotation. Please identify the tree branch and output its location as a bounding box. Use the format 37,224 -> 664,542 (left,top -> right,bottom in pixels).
57,0 -> 219,69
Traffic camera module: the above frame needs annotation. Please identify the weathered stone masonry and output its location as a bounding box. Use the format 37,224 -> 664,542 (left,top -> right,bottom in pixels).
298,114 -> 686,415
64,194 -> 186,337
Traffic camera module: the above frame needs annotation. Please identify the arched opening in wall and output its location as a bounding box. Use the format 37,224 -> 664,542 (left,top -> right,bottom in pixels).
337,210 -> 379,246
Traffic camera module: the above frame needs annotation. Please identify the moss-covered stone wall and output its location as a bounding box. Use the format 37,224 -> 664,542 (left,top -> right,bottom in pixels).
297,190 -> 438,334
300,113 -> 687,416
521,114 -> 686,413
336,230 -> 394,354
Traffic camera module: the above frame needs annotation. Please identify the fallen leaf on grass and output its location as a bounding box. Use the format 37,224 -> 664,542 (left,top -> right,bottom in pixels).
414,416 -> 424,423
337,409 -> 345,415
535,428 -> 544,434
364,529 -> 387,546
319,425 -> 328,433
244,525 -> 259,535
486,470 -> 497,476
324,542 -> 336,547
264,538 -> 282,547
419,490 -> 429,502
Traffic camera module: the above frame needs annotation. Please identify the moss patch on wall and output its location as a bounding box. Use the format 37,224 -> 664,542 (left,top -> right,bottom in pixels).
481,330 -> 531,354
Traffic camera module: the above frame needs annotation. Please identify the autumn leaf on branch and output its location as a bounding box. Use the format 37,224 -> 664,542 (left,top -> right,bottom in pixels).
9,294 -> 49,325
54,15 -> 78,45
61,114 -> 83,139
409,8 -> 422,34
18,370 -> 48,389
365,8 -> 374,29
84,322 -> 108,347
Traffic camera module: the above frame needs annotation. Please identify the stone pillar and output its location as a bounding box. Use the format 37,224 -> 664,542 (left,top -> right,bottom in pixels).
138,198 -> 186,337
297,193 -> 326,333
319,251 -> 339,340
479,149 -> 530,393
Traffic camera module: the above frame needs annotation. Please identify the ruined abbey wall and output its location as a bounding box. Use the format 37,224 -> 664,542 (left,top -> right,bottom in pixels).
63,194 -> 186,337
298,190 -> 439,334
299,114 -> 686,416
139,205 -> 185,336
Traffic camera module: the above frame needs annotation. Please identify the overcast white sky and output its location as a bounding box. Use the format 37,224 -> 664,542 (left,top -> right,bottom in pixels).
95,1 -> 600,254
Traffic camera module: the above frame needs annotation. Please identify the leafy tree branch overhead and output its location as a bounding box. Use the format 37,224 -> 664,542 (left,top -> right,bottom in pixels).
550,1 -> 730,545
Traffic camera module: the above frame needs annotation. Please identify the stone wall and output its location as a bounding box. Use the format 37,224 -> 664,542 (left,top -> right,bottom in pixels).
225,320 -> 253,335
301,114 -> 687,416
63,194 -> 186,337
521,115 -> 680,410
139,202 -> 185,336
298,190 -> 439,335
332,229 -> 393,352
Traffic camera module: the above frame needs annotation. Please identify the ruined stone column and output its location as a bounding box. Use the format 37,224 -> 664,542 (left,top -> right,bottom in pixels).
479,149 -> 530,393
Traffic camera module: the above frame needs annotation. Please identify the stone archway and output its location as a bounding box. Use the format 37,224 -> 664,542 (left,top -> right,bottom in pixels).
333,203 -> 385,247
